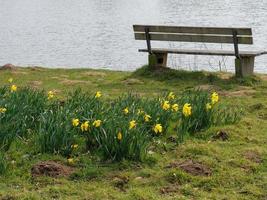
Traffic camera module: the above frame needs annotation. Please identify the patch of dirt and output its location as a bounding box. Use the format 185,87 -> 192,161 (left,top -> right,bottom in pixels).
83,71 -> 107,77
260,75 -> 267,81
221,86 -> 256,97
166,160 -> 212,176
244,151 -> 262,163
212,130 -> 229,141
160,184 -> 180,195
195,84 -> 219,91
31,161 -> 75,177
60,79 -> 91,85
122,78 -> 144,85
218,73 -> 232,80
112,175 -> 129,192
28,81 -> 43,88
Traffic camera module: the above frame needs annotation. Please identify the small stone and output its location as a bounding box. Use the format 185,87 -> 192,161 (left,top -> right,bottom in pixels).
134,176 -> 143,181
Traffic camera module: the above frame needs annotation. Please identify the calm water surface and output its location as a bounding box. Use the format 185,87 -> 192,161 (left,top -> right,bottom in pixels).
0,0 -> 267,72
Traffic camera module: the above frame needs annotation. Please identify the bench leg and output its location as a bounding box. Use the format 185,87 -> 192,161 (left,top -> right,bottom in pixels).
235,56 -> 255,77
148,53 -> 168,69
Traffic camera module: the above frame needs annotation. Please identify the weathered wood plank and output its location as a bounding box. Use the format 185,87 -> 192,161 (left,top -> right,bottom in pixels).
133,25 -> 252,36
135,33 -> 253,44
138,48 -> 266,57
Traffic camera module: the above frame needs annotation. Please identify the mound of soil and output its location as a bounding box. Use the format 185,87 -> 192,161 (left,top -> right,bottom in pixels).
31,161 -> 74,177
0,63 -> 15,70
166,160 -> 212,176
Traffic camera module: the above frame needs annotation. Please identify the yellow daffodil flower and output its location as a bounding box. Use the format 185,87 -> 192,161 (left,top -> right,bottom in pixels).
67,158 -> 74,164
93,119 -> 101,127
8,78 -> 13,83
129,120 -> 137,130
123,107 -> 129,114
162,101 -> 170,110
71,144 -> 78,149
0,107 -> 7,113
10,85 -> 17,92
117,131 -> 122,141
153,124 -> 163,134
183,103 -> 192,117
168,92 -> 175,100
72,118 -> 79,127
206,103 -> 212,111
47,91 -> 55,100
211,92 -> 219,105
144,114 -> 151,122
95,91 -> 102,98
171,104 -> 179,112
81,121 -> 90,132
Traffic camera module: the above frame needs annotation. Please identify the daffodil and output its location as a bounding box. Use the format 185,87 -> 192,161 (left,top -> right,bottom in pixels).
8,78 -> 13,83
153,124 -> 163,134
211,92 -> 219,105
171,104 -> 179,112
144,114 -> 151,122
206,103 -> 212,111
93,119 -> 101,127
10,85 -> 17,92
117,131 -> 122,141
123,107 -> 129,114
168,92 -> 175,100
162,101 -> 170,110
95,91 -> 102,98
183,103 -> 192,117
47,91 -> 55,100
81,121 -> 90,132
0,107 -> 7,113
67,158 -> 74,164
72,118 -> 79,127
137,109 -> 144,115
129,120 -> 137,130
71,144 -> 78,149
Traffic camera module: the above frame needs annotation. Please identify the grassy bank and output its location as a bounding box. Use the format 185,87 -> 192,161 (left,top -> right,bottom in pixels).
0,66 -> 267,200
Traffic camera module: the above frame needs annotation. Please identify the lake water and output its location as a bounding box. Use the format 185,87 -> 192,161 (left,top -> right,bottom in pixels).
0,0 -> 267,72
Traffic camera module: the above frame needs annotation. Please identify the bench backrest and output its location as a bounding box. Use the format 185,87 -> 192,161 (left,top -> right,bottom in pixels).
133,25 -> 253,44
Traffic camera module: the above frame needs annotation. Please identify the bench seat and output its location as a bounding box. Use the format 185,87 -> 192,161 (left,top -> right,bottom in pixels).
134,25 -> 267,77
139,48 -> 267,57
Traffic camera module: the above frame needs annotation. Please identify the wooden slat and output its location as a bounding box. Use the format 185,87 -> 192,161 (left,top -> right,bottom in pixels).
139,48 -> 267,57
133,25 -> 252,36
135,33 -> 253,44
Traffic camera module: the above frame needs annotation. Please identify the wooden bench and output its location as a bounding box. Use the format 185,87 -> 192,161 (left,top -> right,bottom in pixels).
133,25 -> 267,77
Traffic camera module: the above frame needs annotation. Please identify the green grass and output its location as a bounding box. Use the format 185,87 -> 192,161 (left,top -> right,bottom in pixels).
0,66 -> 267,200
